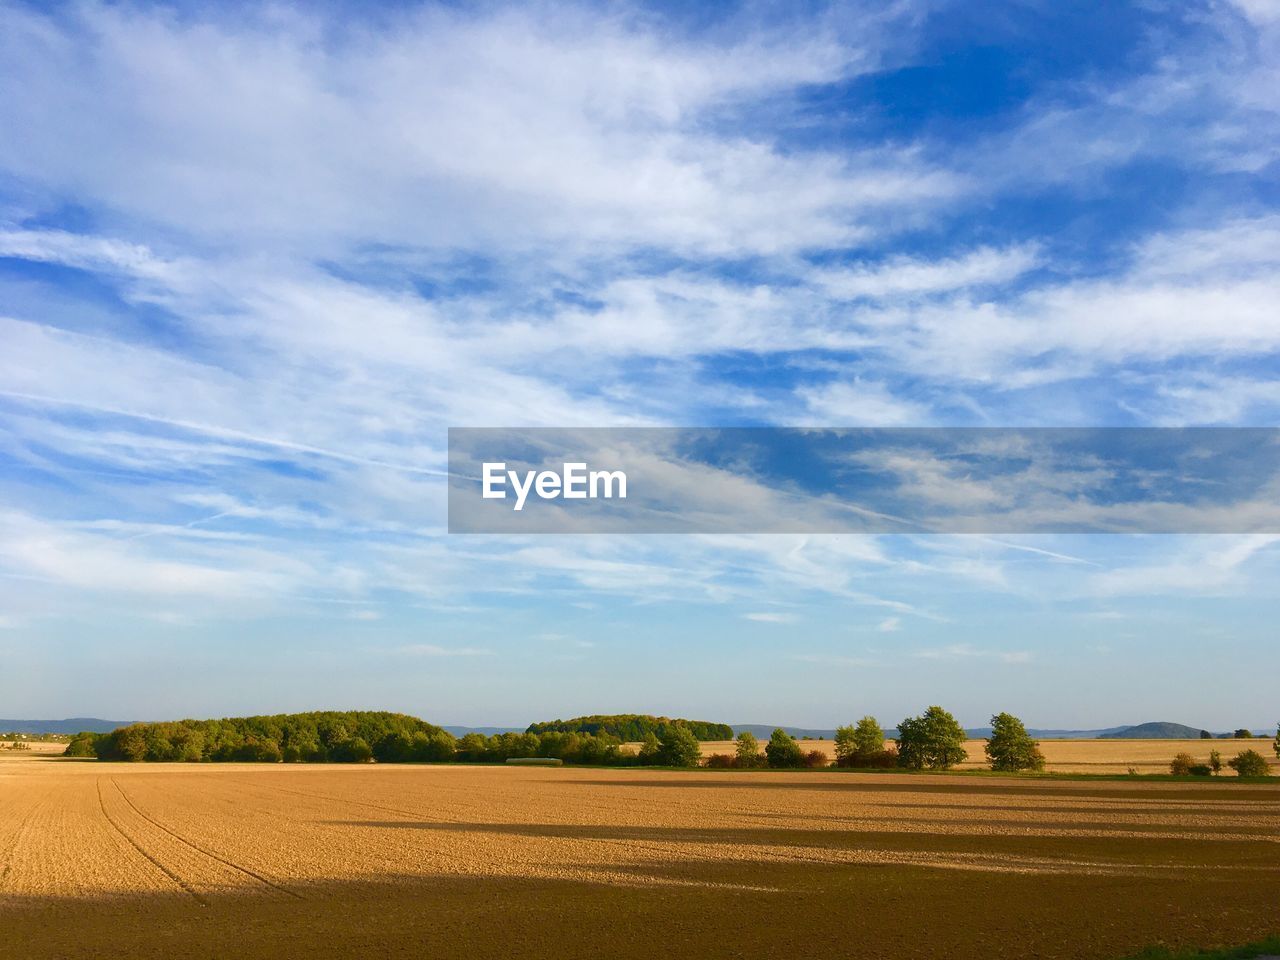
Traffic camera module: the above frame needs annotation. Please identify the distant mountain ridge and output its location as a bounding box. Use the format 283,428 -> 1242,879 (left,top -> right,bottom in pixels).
0,718 -> 136,734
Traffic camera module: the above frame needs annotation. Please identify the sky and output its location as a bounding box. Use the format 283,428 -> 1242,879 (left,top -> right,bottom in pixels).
1,0 -> 1278,730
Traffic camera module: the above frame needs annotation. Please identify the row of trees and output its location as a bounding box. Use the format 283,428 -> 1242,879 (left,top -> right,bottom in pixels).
707,708 -> 1045,772
525,715 -> 732,742
65,710 -> 1280,775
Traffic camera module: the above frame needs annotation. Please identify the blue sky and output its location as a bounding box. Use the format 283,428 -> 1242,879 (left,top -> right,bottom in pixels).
1,0 -> 1278,728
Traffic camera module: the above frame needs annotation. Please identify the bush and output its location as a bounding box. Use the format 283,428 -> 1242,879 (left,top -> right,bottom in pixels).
985,712 -> 1045,772
1187,764 -> 1212,777
765,728 -> 805,768
1209,750 -> 1223,775
838,747 -> 899,769
801,750 -> 829,769
1169,752 -> 1195,776
1227,749 -> 1270,778
896,706 -> 967,770
703,753 -> 736,768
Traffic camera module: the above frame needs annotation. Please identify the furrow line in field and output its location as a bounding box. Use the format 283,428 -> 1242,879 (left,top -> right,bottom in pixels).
0,790 -> 47,885
95,778 -> 207,906
110,779 -> 304,900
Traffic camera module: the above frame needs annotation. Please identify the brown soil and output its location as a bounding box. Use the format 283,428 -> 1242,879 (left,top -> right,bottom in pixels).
1,758 -> 1277,959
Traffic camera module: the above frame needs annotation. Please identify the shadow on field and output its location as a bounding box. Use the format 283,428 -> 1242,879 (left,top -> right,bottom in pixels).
557,777 -> 1280,803
326,819 -> 1280,867
4,856 -> 1278,960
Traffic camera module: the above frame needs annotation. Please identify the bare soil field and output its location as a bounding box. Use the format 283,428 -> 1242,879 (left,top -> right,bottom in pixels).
1,754 -> 1277,960
698,738 -> 1277,774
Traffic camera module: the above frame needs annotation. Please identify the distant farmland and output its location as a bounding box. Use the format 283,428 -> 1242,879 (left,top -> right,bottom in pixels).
694,738 -> 1277,775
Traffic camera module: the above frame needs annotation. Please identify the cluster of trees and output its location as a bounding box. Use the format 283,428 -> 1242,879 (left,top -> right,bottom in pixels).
66,712 -> 449,764
65,711 -> 703,768
1199,729 -> 1267,739
1171,748 -> 1273,778
526,715 -> 732,741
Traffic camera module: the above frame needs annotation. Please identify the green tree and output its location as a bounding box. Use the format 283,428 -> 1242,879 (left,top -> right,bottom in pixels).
657,725 -> 702,767
834,723 -> 857,763
765,728 -> 804,768
1273,724 -> 1279,759
456,733 -> 488,761
985,712 -> 1045,772
836,716 -> 886,766
1199,729 -> 1213,739
851,716 -> 885,756
374,731 -> 414,763
1209,749 -> 1223,775
637,732 -> 662,765
1233,728 -> 1254,739
895,706 -> 968,770
1169,752 -> 1195,776
64,732 -> 100,758
1227,749 -> 1270,777
734,731 -> 761,767
415,730 -> 456,763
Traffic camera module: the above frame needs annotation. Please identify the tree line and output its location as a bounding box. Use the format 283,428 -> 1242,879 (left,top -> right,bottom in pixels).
525,715 -> 733,741
707,709 -> 1047,772
64,711 -> 707,767
63,709 -> 1280,777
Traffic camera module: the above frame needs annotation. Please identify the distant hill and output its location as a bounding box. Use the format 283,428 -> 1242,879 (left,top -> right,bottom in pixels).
731,724 -> 838,740
1100,722 -> 1207,739
0,718 -> 134,735
967,726 -> 1133,740
734,723 -> 1135,741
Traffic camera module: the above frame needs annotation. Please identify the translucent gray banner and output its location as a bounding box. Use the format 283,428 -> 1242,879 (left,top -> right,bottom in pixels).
447,428 -> 1280,534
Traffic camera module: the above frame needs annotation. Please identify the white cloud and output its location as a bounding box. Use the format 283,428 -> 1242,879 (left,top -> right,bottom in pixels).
811,245 -> 1040,300
0,3 -> 951,259
744,611 -> 796,623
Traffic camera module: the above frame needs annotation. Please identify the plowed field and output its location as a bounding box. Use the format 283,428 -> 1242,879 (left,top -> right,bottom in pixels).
2,756 -> 1277,959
